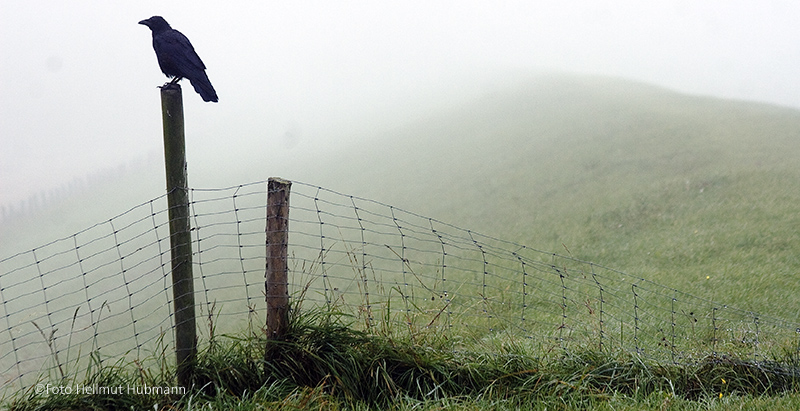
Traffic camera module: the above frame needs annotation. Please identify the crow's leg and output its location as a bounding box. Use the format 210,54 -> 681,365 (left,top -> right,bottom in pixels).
159,77 -> 184,91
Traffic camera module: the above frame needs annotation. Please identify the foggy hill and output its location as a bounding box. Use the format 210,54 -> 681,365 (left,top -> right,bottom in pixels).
4,73 -> 800,317
322,73 -> 800,248
300,73 -> 800,318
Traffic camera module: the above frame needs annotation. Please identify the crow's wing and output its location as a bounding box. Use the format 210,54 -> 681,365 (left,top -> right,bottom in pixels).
153,29 -> 206,79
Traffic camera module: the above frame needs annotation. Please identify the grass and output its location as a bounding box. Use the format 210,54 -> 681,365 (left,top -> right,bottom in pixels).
7,299 -> 800,410
324,73 -> 800,318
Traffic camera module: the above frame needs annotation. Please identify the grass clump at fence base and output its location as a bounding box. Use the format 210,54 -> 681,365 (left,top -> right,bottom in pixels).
8,304 -> 800,410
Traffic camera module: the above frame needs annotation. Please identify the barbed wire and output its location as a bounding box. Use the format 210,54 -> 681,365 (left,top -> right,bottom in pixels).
1,179 -> 799,397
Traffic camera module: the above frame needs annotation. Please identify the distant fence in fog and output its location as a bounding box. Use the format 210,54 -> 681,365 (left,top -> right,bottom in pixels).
0,152 -> 158,224
2,179 -> 800,397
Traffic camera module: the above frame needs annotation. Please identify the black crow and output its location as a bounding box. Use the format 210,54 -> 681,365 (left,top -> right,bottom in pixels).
139,16 -> 218,102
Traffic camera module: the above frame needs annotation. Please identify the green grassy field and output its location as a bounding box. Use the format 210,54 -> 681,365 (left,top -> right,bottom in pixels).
324,73 -> 800,319
5,73 -> 800,409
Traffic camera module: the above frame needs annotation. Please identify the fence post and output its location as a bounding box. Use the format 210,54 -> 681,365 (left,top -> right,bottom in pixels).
265,177 -> 291,357
160,84 -> 196,387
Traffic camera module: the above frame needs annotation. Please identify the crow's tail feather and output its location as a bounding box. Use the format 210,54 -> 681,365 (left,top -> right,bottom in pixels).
189,72 -> 218,102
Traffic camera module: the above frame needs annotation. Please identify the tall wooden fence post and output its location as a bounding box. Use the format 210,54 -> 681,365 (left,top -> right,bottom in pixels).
265,177 -> 291,358
160,84 -> 196,387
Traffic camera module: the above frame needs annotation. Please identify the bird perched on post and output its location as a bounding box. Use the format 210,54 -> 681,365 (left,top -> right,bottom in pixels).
139,16 -> 218,102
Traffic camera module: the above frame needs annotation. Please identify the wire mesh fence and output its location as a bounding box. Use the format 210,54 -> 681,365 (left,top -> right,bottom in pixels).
2,179 -> 799,397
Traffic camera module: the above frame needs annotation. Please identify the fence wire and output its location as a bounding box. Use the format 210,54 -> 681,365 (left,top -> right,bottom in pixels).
1,179 -> 799,397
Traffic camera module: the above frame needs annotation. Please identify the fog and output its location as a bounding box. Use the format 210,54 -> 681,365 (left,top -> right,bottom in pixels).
3,1 -> 800,212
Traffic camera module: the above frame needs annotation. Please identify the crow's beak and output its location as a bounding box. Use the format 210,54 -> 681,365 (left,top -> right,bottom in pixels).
138,19 -> 149,26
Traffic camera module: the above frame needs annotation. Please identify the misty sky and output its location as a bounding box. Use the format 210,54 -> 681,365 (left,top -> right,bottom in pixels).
2,1 -> 800,209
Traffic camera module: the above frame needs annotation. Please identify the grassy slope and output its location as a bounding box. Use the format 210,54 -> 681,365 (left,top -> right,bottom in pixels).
5,73 -> 798,319
6,73 -> 800,409
327,73 -> 800,319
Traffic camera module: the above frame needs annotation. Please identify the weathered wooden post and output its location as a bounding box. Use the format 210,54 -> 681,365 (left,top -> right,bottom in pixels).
265,177 -> 291,358
160,84 -> 196,387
